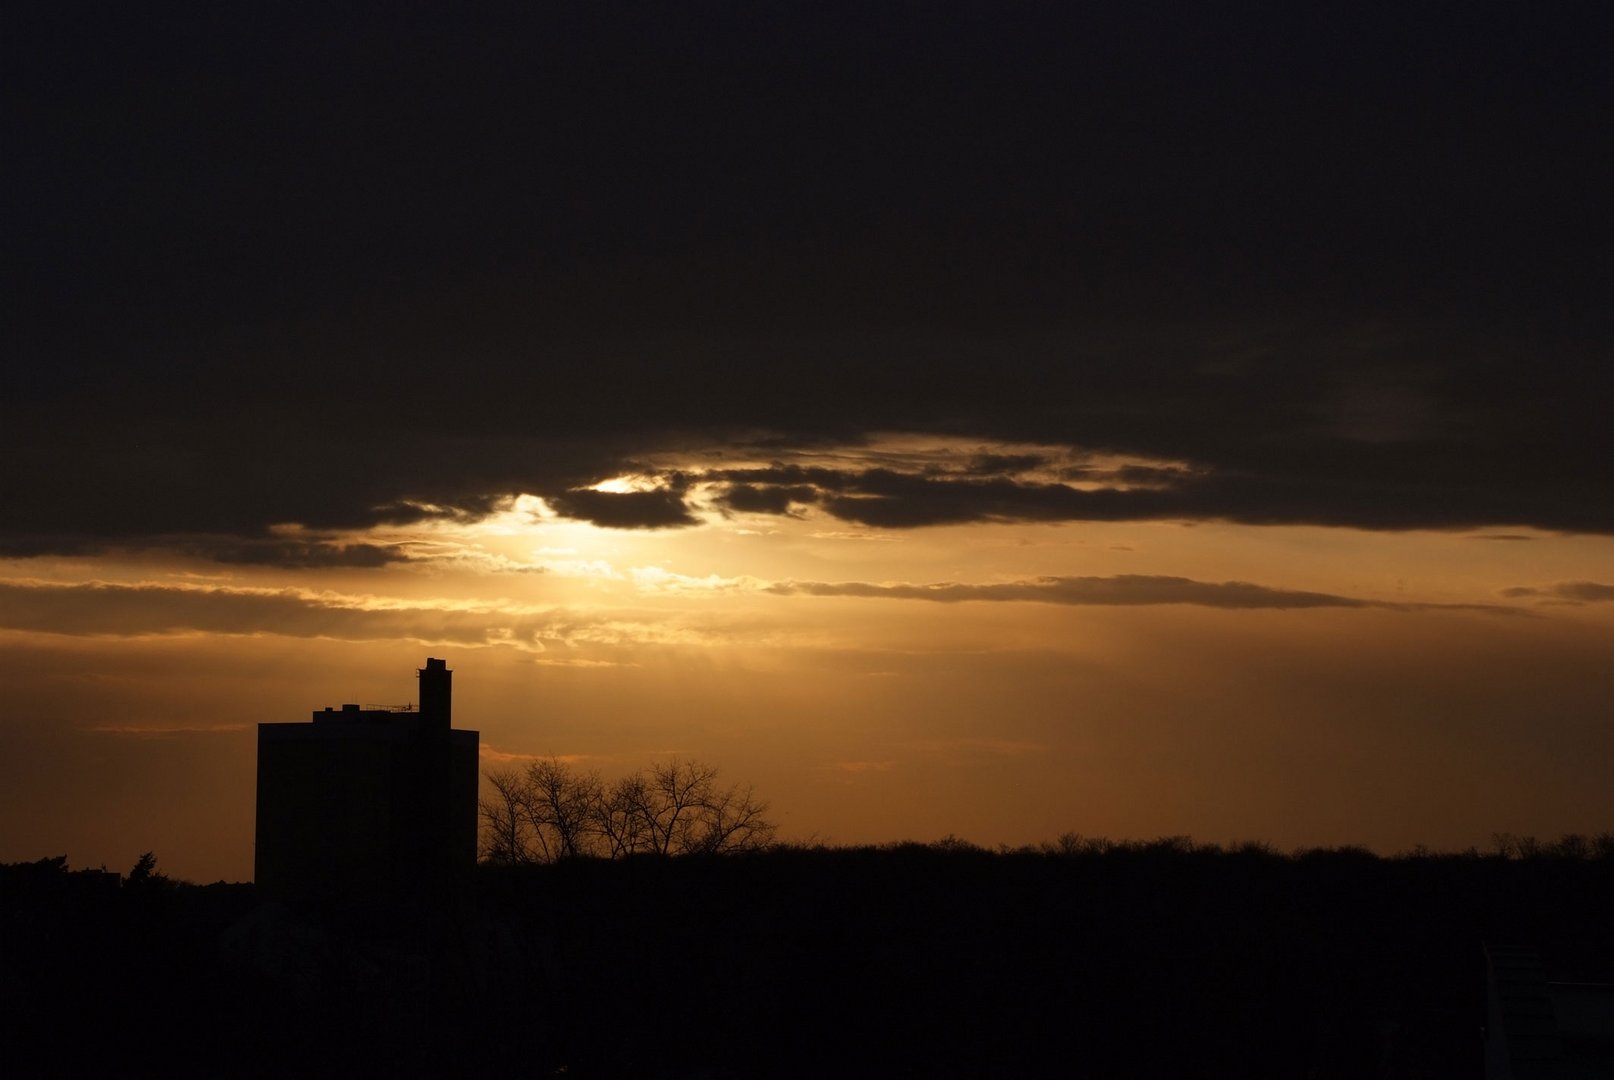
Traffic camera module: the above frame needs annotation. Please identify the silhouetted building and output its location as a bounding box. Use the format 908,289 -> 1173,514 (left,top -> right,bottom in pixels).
255,658 -> 479,904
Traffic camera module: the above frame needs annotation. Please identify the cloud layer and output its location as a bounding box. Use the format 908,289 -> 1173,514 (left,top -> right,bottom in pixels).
766,575 -> 1512,613
0,571 -> 1513,650
1501,582 -> 1614,604
0,580 -> 703,651
5,6 -> 1610,554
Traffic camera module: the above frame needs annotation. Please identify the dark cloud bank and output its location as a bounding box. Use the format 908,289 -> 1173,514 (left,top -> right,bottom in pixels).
6,4 -> 1611,556
547,488 -> 700,531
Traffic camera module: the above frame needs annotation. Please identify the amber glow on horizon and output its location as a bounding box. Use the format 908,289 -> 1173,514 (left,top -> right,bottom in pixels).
2,434 -> 1612,882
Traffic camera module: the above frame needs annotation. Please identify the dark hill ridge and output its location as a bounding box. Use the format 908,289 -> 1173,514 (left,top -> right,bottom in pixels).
4,841 -> 1612,1077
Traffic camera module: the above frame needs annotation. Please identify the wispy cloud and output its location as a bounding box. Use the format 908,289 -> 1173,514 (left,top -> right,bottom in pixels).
0,578 -> 739,649
478,743 -> 605,765
766,574 -> 1514,613
1500,581 -> 1614,604
627,566 -> 763,593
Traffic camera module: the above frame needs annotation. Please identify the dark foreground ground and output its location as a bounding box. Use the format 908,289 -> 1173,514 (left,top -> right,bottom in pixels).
4,841 -> 1612,1077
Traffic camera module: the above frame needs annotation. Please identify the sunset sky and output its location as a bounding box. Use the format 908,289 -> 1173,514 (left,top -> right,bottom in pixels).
5,4 -> 1611,882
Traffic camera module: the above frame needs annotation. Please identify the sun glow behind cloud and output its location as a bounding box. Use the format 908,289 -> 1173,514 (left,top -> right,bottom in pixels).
586,474 -> 674,495
2,432 -> 1612,881
6,0 -> 1611,905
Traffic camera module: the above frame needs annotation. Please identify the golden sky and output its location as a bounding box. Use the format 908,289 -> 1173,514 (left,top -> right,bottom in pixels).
7,9 -> 1612,883
4,436 -> 1610,882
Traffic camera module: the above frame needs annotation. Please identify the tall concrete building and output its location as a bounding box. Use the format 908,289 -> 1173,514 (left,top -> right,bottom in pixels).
255,658 -> 479,903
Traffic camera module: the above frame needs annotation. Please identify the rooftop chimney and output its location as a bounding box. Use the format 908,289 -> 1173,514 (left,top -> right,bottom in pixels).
419,657 -> 451,728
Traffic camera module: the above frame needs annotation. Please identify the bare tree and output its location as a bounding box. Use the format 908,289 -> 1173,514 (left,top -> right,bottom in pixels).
640,759 -> 776,856
480,759 -> 608,863
690,777 -> 775,855
480,757 -> 775,863
526,758 -> 604,860
595,772 -> 654,858
642,759 -> 719,855
480,767 -> 538,864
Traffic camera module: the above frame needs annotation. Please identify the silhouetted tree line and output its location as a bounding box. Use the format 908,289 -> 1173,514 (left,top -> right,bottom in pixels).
472,832 -> 1614,1078
479,757 -> 776,862
6,833 -> 1614,1078
1000,829 -> 1614,861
